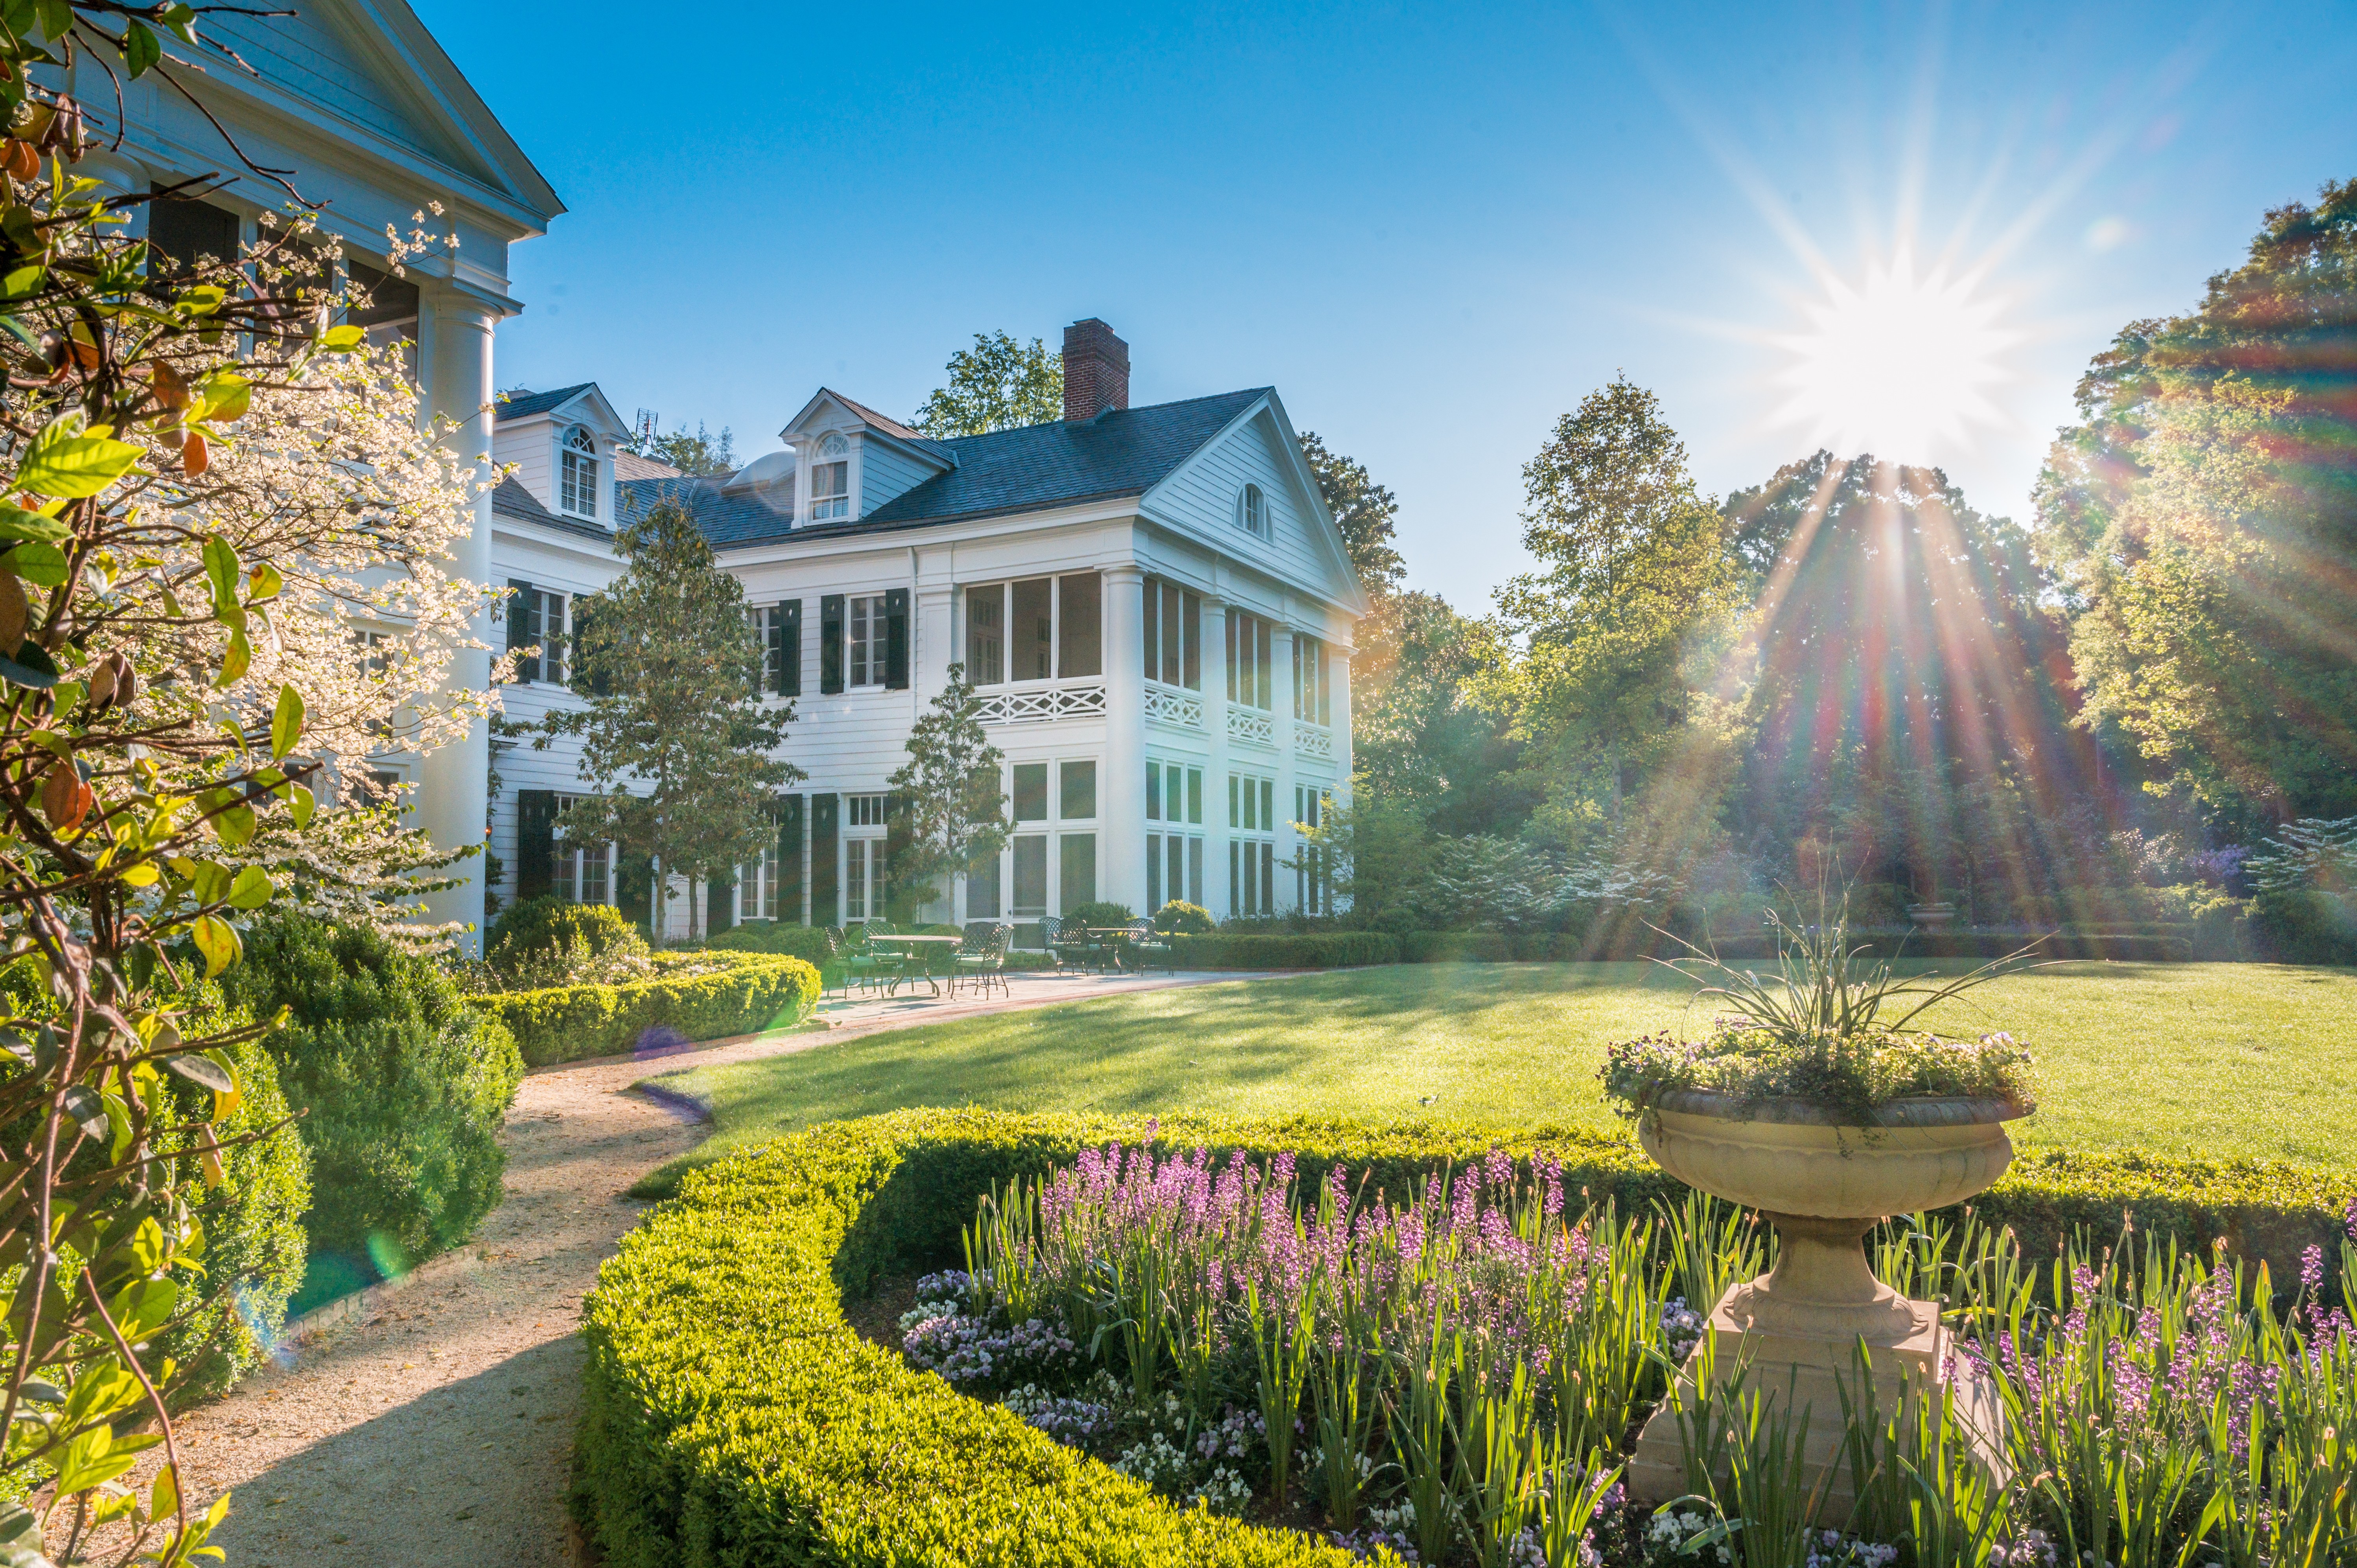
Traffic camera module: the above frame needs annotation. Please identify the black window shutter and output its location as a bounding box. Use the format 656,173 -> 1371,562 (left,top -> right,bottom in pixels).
766,605 -> 786,696
884,588 -> 910,690
506,579 -> 539,684
706,872 -> 735,935
776,793 -> 806,923
515,789 -> 556,900
819,595 -> 845,694
810,793 -> 840,926
780,600 -> 803,696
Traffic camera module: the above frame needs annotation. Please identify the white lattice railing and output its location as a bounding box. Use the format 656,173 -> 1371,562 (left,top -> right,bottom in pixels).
1294,721 -> 1334,760
1228,707 -> 1276,748
1144,683 -> 1204,729
976,682 -> 1107,726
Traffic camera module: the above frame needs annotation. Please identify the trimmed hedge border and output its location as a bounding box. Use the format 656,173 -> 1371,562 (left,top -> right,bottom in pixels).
576,1109 -> 2357,1566
473,953 -> 820,1067
1166,931 -> 1400,969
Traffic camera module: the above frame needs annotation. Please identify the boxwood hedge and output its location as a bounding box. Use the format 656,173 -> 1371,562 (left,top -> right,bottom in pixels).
474,952 -> 820,1067
576,1109 -> 2356,1566
1166,932 -> 1400,969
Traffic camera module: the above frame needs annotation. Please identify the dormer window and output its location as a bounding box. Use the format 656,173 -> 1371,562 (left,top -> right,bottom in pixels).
810,432 -> 850,521
1237,482 -> 1268,538
559,426 -> 599,519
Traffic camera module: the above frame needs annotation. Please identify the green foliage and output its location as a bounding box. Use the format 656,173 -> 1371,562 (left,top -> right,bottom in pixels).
486,895 -> 647,961
578,1109 -> 2357,1568
1151,900 -> 1216,935
474,953 -> 819,1067
223,917 -> 524,1265
1167,933 -> 1399,969
1349,593 -> 1533,837
535,498 -> 803,937
1296,431 -> 1404,594
1064,901 -> 1136,928
624,413 -> 735,476
2250,889 -> 2357,965
707,919 -> 833,964
911,330 -> 1064,437
2037,177 -> 2357,822
886,664 -> 1011,913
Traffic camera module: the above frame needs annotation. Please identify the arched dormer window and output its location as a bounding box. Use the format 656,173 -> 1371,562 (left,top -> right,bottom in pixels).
810,431 -> 851,521
1236,482 -> 1268,539
560,425 -> 599,519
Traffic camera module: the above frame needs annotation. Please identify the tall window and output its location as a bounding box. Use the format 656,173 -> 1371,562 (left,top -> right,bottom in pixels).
1228,772 -> 1276,917
1293,635 -> 1331,726
1294,785 -> 1331,914
844,790 -> 888,922
810,432 -> 850,520
739,840 -> 783,922
1226,610 -> 1274,710
1147,759 -> 1206,913
560,426 -> 599,519
962,575 -> 1102,685
1237,482 -> 1269,538
847,596 -> 888,688
1142,577 -> 1201,689
552,796 -> 612,906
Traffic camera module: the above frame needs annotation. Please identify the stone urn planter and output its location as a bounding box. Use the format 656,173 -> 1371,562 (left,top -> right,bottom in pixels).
1625,1088 -> 2029,1517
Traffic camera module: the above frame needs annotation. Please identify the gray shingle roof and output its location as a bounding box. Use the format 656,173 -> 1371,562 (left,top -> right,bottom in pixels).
617,388 -> 1267,550
494,384 -> 595,421
488,475 -> 611,542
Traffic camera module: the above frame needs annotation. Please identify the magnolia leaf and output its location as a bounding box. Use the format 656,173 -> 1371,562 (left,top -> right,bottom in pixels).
123,19 -> 160,77
14,431 -> 143,501
201,536 -> 238,608
57,1084 -> 107,1141
319,324 -> 365,351
248,560 -> 282,602
269,685 -> 303,758
214,803 -> 255,849
190,914 -> 238,977
215,628 -> 251,688
193,372 -> 250,423
163,1053 -> 234,1094
0,505 -> 69,543
5,542 -> 68,588
0,642 -> 58,690
227,865 -> 272,909
289,782 -> 316,829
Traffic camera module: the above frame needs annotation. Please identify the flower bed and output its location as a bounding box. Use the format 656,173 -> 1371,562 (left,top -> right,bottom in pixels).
575,1111 -> 2357,1566
471,951 -> 819,1066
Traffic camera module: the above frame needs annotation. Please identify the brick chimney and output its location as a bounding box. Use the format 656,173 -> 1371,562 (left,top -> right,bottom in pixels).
1062,318 -> 1130,421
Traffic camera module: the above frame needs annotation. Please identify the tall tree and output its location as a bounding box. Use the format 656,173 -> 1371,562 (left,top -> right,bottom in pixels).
1297,431 -> 1406,595
1476,377 -> 1745,850
2037,178 -> 2357,825
625,413 -> 736,476
533,499 -> 800,937
912,331 -> 1063,436
1350,590 -> 1532,836
886,665 -> 1013,915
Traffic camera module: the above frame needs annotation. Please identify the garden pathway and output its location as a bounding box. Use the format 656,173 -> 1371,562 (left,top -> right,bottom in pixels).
162,967 -> 1263,1568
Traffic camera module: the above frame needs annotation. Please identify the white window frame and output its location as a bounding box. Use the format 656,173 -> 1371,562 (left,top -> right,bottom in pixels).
959,575 -> 1103,687
738,839 -> 783,923
843,797 -> 889,923
551,795 -> 616,908
847,595 -> 889,690
1228,770 -> 1276,918
535,589 -> 570,686
811,432 -> 851,521
559,425 -> 600,520
1237,482 -> 1268,538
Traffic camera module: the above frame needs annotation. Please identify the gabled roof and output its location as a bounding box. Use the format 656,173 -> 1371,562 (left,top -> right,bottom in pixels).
611,450 -> 682,481
488,475 -> 610,543
495,383 -> 597,421
783,387 -> 960,466
616,475 -> 795,549
635,387 -> 1273,550
829,392 -> 927,445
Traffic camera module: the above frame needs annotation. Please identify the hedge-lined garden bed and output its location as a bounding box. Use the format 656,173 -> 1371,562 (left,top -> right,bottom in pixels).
473,951 -> 820,1067
575,1108 -> 2356,1566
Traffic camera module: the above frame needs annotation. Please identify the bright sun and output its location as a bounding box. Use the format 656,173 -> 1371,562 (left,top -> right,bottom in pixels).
1769,247 -> 2019,464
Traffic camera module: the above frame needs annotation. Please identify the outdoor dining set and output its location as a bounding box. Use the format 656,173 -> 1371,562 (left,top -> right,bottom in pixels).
817,918 -> 1176,1002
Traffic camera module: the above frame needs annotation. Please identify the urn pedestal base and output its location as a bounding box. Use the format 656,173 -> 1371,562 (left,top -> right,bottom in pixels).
1624,1213 -> 2006,1523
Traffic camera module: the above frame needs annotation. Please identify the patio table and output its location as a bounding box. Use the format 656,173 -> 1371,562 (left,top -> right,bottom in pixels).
864,933 -> 962,996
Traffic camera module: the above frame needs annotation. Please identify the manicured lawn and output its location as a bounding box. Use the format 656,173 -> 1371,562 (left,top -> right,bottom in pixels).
636,961 -> 2357,1194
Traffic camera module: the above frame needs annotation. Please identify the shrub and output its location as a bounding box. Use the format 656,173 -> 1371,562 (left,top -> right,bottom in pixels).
223,917 -> 525,1270
576,1110 -> 2357,1565
1065,900 -> 1136,929
709,920 -> 833,965
2250,888 -> 2357,965
475,953 -> 820,1067
1151,900 -> 1216,935
487,896 -> 649,964
1166,932 -> 1400,969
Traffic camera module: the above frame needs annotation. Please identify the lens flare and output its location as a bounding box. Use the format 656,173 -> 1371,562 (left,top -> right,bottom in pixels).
1768,247 -> 2020,464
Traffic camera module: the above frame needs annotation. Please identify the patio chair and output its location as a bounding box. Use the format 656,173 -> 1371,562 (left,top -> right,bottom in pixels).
1120,918 -> 1175,975
832,924 -> 895,998
1041,915 -> 1104,974
952,923 -> 1012,999
819,926 -> 863,1001
860,920 -> 912,994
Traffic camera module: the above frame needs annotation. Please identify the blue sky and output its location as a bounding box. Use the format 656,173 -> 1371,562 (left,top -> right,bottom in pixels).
416,0 -> 2357,611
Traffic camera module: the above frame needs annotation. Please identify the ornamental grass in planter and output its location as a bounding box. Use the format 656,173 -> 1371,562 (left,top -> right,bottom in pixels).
1600,902 -> 2042,1516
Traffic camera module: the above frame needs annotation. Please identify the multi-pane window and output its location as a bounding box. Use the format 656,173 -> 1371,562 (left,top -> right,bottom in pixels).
847,595 -> 888,688
749,604 -> 794,693
1294,785 -> 1332,914
1226,610 -> 1274,710
989,758 -> 1099,928
513,589 -> 569,686
810,460 -> 849,521
560,426 -> 599,519
353,629 -> 394,737
963,575 -> 1102,684
1228,771 -> 1276,918
843,839 -> 886,922
1147,759 -> 1206,913
1293,636 -> 1331,727
1059,760 -> 1097,821
552,796 -> 612,906
738,840 -> 783,922
1237,482 -> 1269,538
1142,577 -> 1201,689
847,793 -> 889,827
966,851 -> 1002,919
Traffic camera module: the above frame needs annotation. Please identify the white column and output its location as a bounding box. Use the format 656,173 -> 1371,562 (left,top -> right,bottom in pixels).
1272,624 -> 1298,914
1202,595 -> 1230,918
418,296 -> 496,951
1333,637 -> 1356,813
1101,565 -> 1148,915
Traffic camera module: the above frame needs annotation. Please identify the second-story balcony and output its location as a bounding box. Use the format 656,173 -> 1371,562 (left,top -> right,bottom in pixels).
974,676 -> 1107,726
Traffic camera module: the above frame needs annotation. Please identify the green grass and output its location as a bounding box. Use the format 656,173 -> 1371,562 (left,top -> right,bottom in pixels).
635,961 -> 2357,1195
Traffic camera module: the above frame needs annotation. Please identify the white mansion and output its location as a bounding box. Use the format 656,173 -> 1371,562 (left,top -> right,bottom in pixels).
490,320 -> 1366,939
59,0 -> 1361,944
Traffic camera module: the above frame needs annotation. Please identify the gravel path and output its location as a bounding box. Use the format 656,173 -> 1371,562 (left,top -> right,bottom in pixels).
140,968 -> 1257,1568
